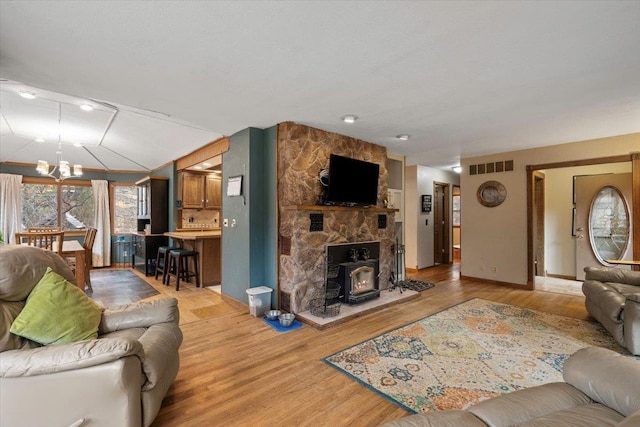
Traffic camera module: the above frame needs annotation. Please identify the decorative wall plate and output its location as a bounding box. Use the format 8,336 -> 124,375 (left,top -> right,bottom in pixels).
477,180 -> 507,207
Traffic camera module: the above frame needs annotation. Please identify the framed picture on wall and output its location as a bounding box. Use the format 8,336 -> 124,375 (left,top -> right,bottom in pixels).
421,195 -> 432,212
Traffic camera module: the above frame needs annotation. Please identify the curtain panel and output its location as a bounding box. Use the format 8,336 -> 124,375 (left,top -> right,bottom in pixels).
0,174 -> 23,245
92,180 -> 111,267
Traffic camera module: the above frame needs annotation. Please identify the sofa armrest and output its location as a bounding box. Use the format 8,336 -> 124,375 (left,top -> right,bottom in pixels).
624,295 -> 640,355
99,297 -> 179,334
138,322 -> 183,391
563,347 -> 640,417
0,337 -> 143,378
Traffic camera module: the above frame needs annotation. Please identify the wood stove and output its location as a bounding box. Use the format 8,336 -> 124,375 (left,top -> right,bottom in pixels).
336,259 -> 380,305
327,241 -> 381,305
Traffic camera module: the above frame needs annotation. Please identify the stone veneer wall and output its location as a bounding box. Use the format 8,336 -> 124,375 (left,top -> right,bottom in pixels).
277,122 -> 395,313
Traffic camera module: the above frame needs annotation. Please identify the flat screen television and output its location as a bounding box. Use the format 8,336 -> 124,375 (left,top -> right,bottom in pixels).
326,154 -> 380,206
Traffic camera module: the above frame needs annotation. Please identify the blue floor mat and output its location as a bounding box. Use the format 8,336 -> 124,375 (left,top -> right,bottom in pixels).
263,316 -> 302,332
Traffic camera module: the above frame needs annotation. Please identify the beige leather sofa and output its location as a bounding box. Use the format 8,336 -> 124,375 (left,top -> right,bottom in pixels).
381,347 -> 640,427
0,245 -> 183,427
583,266 -> 640,355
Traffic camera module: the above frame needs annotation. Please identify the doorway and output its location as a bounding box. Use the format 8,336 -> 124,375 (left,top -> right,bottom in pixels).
433,182 -> 450,265
527,153 -> 639,291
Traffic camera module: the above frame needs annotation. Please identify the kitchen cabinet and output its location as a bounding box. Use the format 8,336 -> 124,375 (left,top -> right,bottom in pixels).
136,176 -> 169,234
180,172 -> 221,209
132,233 -> 168,276
205,174 -> 221,209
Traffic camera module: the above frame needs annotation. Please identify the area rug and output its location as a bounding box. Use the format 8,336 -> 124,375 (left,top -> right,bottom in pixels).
398,279 -> 434,292
89,269 -> 160,307
323,298 -> 626,414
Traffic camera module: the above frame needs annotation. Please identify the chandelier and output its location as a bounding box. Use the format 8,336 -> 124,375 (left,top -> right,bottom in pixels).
36,141 -> 83,182
35,102 -> 83,182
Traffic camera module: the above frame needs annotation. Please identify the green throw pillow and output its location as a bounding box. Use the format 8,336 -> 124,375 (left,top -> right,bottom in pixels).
10,267 -> 103,345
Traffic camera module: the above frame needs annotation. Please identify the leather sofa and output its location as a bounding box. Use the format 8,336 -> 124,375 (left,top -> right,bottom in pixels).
381,347 -> 640,427
583,266 -> 640,355
0,245 -> 183,427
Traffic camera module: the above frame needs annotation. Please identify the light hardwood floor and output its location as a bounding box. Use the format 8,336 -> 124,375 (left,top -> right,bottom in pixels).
130,264 -> 590,427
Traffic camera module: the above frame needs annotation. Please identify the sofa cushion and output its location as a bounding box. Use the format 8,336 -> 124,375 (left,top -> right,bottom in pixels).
380,410 -> 487,427
563,347 -> 640,417
0,245 -> 77,302
582,281 -> 626,322
10,268 -> 103,345
518,403 -> 623,427
468,382 -> 592,427
605,282 -> 640,298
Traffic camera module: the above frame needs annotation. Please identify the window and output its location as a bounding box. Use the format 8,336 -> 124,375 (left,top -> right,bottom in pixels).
21,180 -> 94,231
111,184 -> 137,234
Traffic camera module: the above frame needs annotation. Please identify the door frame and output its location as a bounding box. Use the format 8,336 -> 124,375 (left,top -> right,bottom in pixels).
526,153 -> 640,287
433,181 -> 451,265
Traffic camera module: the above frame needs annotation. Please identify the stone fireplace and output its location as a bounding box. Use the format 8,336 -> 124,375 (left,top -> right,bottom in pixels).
277,122 -> 396,314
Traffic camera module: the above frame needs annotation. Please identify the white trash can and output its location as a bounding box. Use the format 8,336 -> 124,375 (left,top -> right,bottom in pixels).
246,286 -> 273,317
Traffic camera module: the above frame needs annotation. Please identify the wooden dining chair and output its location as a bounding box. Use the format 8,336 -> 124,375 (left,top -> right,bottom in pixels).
15,231 -> 65,256
65,228 -> 97,292
28,226 -> 61,233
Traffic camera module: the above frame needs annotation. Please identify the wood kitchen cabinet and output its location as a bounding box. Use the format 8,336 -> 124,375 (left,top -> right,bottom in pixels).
180,172 -> 221,209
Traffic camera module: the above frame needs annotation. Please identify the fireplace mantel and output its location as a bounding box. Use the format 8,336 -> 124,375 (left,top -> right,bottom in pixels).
283,205 -> 398,213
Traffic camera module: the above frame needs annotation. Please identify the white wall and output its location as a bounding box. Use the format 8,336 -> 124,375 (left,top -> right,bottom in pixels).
461,132 -> 639,286
405,165 -> 460,269
543,162 -> 631,277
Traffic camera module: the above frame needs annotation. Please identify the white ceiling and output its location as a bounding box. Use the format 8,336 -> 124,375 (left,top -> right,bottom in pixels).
1,1 -> 639,172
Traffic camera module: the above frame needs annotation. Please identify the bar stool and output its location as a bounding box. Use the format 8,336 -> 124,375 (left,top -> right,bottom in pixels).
155,246 -> 178,284
166,249 -> 200,291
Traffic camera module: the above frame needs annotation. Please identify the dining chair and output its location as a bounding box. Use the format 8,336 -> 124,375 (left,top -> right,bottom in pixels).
65,228 -> 97,292
15,231 -> 65,256
28,226 -> 61,232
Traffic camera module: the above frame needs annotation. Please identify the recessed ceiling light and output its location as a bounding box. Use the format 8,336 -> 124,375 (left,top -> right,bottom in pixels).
396,134 -> 410,141
341,115 -> 358,124
193,166 -> 203,170
203,162 -> 212,167
80,104 -> 94,111
34,137 -> 45,143
74,143 -> 82,147
452,166 -> 462,173
19,90 -> 36,99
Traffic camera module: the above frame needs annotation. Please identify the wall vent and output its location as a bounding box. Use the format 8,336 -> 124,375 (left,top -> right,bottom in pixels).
469,160 -> 514,175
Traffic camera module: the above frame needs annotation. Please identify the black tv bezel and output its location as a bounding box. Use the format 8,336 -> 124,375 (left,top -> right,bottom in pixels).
326,154 -> 380,207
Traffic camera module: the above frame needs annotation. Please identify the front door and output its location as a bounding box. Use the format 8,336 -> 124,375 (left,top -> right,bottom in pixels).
575,173 -> 632,280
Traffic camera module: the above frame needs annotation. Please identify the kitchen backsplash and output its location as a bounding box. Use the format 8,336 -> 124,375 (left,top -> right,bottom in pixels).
181,209 -> 220,229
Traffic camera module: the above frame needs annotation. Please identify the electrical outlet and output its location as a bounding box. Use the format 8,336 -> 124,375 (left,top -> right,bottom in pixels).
231,219 -> 237,227
123,251 -> 128,257
223,218 -> 229,227
493,266 -> 498,272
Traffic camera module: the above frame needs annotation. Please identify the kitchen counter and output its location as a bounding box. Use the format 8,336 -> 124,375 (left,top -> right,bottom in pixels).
165,230 -> 221,239
164,230 -> 221,286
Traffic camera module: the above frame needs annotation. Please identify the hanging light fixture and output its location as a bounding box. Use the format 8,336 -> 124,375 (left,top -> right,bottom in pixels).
36,103 -> 83,181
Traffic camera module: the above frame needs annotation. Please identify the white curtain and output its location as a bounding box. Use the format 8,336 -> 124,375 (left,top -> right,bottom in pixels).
0,173 -> 23,245
92,180 -> 111,267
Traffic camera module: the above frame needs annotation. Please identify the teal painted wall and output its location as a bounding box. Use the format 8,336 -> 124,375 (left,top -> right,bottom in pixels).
221,127 -> 278,306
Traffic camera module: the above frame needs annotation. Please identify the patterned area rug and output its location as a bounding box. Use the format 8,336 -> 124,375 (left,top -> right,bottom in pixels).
323,298 -> 626,414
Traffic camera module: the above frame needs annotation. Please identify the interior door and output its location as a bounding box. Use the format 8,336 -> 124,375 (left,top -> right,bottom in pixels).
575,173 -> 632,280
433,183 -> 450,265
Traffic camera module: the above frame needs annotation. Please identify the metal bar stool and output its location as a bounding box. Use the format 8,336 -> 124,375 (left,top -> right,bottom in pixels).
155,246 -> 178,284
166,249 -> 200,291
